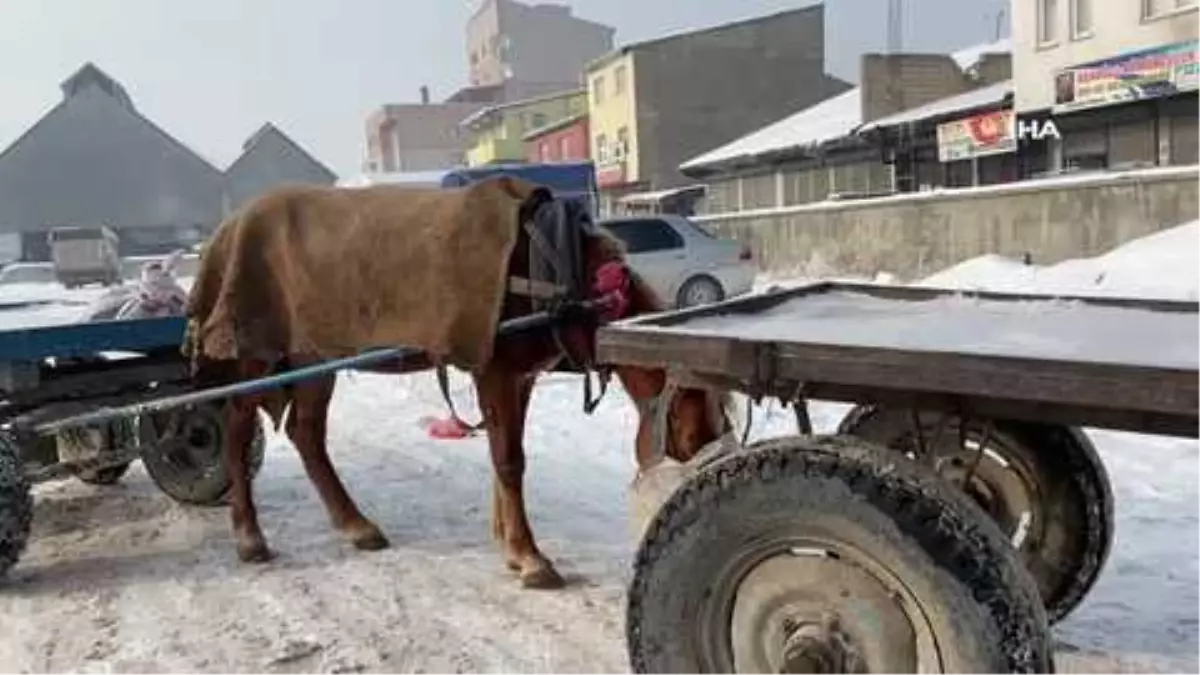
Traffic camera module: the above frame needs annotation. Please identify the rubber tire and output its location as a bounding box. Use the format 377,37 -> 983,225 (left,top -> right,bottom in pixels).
676,275 -> 725,308
627,435 -> 1053,673
838,406 -> 1114,624
141,404 -> 266,506
0,432 -> 32,580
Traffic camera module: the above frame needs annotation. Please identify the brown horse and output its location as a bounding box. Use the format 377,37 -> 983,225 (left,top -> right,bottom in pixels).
203,190 -> 731,588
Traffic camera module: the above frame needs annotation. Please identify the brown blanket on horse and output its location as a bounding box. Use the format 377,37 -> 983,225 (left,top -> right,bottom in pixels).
184,176 -> 545,371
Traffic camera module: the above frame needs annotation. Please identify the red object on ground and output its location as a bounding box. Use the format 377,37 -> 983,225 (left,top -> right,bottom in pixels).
424,416 -> 474,440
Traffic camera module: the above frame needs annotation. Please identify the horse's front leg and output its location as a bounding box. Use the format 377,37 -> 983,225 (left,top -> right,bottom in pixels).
475,367 -> 563,589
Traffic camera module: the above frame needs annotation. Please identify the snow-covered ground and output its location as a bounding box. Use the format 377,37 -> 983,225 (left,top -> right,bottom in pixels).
0,224 -> 1196,672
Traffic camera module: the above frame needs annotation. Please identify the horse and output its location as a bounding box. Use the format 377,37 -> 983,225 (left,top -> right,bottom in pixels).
195,182 -> 732,588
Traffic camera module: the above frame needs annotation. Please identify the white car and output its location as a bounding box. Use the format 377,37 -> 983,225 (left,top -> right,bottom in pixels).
599,214 -> 756,308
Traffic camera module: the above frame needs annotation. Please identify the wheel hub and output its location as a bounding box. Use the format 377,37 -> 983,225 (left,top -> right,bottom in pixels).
729,548 -> 935,673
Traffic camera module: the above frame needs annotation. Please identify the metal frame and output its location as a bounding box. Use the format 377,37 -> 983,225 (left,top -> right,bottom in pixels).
597,282 -> 1199,438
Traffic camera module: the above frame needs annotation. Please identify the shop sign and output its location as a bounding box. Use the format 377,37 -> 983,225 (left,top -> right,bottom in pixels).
1054,40 -> 1198,113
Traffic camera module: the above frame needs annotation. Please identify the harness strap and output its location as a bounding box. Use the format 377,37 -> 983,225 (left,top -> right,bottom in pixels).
435,364 -> 485,432
508,275 -> 566,300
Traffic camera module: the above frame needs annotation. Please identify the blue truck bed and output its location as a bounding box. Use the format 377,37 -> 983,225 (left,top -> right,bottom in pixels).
0,316 -> 186,362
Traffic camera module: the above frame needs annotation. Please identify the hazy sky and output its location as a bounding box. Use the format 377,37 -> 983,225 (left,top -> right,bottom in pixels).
0,0 -> 1007,177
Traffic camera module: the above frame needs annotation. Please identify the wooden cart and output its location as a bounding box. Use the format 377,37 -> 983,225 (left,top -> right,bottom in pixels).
597,281 -> 1198,673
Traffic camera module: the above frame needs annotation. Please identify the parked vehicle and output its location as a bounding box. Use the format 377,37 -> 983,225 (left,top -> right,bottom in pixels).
598,214 -> 755,308
0,262 -> 56,286
47,226 -> 121,288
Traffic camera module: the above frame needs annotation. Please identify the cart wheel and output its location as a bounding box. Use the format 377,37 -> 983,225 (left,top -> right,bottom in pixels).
839,406 -> 1113,624
0,432 -> 32,580
139,402 -> 265,506
627,435 -> 1052,673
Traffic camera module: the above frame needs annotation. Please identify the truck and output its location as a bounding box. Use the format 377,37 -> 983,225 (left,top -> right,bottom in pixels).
47,225 -> 122,288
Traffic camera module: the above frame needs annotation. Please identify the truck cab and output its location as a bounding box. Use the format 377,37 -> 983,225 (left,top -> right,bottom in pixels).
47,226 -> 122,288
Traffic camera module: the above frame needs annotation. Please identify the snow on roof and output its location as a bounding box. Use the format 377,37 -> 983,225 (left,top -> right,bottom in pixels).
951,37 -> 1011,71
680,87 -> 862,172
618,184 -> 706,204
859,80 -> 1012,132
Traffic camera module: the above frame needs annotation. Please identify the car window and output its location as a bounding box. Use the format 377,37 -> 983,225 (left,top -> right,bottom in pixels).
602,219 -> 684,254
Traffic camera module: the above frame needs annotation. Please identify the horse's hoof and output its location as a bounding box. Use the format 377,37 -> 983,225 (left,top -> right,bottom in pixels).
520,563 -> 565,590
349,525 -> 390,552
237,540 -> 275,564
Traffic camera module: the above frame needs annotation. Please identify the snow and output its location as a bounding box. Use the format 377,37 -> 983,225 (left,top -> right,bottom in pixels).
0,223 -> 1196,672
951,37 -> 1012,71
336,171 -> 448,188
651,289 -> 1197,369
858,80 -> 1012,132
680,87 -> 862,171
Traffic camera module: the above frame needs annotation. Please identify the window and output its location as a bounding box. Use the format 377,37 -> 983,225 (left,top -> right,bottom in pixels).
1037,0 -> 1059,44
532,112 -> 547,129
559,136 -> 572,159
616,126 -> 629,159
601,219 -> 684,254
595,133 -> 608,163
592,76 -> 605,104
1144,0 -> 1198,18
1070,0 -> 1093,37
614,65 -> 627,96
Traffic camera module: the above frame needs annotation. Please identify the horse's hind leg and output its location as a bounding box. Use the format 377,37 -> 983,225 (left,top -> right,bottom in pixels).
228,361 -> 273,563
286,375 -> 389,552
476,367 -> 563,589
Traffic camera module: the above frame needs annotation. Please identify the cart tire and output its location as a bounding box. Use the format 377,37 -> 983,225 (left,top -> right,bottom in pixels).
627,435 -> 1052,673
0,432 -> 32,580
140,402 -> 266,506
839,405 -> 1113,624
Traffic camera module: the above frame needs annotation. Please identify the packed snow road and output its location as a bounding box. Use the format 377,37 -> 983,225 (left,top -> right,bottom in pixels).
0,223 -> 1196,673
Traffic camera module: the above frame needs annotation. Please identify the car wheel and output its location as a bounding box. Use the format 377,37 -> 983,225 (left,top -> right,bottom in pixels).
676,275 -> 725,308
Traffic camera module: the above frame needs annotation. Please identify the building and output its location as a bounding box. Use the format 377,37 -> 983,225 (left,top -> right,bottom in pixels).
523,113 -> 589,163
467,0 -> 614,91
681,39 -> 1012,213
363,89 -> 487,174
224,123 -> 337,212
1013,0 -> 1198,173
460,89 -> 587,166
0,63 -> 335,259
584,4 -> 852,213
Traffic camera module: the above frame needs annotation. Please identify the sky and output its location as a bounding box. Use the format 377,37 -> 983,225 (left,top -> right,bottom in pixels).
0,0 -> 1008,178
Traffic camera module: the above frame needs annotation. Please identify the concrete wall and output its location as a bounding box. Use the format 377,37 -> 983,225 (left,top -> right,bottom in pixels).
1013,0 -> 1197,112
696,166 -> 1198,280
860,54 -> 978,123
633,4 -> 851,190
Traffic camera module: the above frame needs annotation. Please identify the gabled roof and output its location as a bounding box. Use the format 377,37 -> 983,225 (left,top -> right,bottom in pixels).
227,122 -> 337,182
60,62 -> 133,109
521,112 -> 587,141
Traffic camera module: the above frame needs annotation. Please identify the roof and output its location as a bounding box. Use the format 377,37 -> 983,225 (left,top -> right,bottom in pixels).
858,80 -> 1013,133
521,112 -> 588,141
587,4 -> 822,72
459,88 -> 585,129
228,122 -> 337,181
951,37 -> 1011,71
680,87 -> 862,172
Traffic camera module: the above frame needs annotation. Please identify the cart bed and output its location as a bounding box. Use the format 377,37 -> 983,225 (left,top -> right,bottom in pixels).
0,316 -> 185,362
597,282 -> 1199,438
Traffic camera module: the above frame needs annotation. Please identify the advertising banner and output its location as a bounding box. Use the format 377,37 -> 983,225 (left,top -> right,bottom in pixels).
1054,40 -> 1198,113
936,109 -> 1016,162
